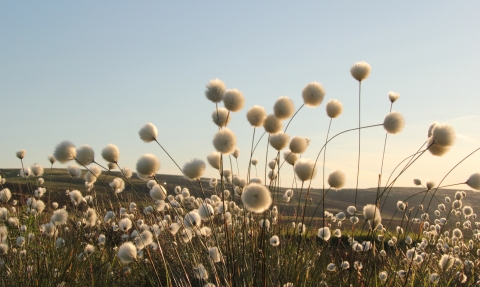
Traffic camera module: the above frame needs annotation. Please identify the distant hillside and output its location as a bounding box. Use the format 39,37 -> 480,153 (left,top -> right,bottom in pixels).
1,167 -> 477,231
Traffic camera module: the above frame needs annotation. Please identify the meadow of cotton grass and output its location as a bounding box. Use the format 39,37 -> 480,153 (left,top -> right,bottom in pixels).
1,62 -> 480,287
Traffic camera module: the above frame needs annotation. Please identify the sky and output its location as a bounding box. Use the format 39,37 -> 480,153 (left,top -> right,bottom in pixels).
1,2 -> 479,190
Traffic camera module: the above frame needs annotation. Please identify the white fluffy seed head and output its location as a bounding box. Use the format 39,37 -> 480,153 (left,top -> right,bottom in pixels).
326,99 -> 343,118
211,107 -> 231,127
427,137 -> 451,156
263,114 -> 282,134
101,144 -> 120,164
207,151 -> 221,170
139,123 -> 158,143
117,242 -> 137,264
328,170 -> 346,190
283,150 -> 299,166
50,209 -> 68,225
383,112 -> 405,134
136,154 -> 160,178
150,185 -> 167,200
75,145 -> 95,166
246,105 -> 267,127
184,211 -> 202,229
119,218 -> 132,232
289,136 -> 310,154
67,164 -> 82,178
69,190 -> 83,205
269,132 -> 290,151
198,203 -> 214,221
223,89 -> 244,112
54,141 -> 76,164
212,128 -> 236,154
350,61 -> 371,82
431,123 -> 455,147
388,91 -> 400,103
294,158 -> 317,182
182,158 -> 206,180
30,163 -> 44,177
205,79 -> 226,103
16,149 -> 26,159
48,154 -> 56,165
0,188 -> 12,203
273,96 -> 295,120
251,158 -> 259,166
317,227 -> 331,241
438,254 -> 455,271
302,82 -> 325,107
84,165 -> 101,184
241,183 -> 272,213
208,247 -> 221,262
466,173 -> 480,190
232,148 -> 240,159
269,235 -> 280,247
363,204 -> 382,229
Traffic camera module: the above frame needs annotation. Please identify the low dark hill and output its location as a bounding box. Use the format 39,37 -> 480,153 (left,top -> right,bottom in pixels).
1,168 -> 478,232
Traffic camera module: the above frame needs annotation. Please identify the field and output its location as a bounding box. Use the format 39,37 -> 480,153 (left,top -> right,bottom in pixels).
1,70 -> 480,287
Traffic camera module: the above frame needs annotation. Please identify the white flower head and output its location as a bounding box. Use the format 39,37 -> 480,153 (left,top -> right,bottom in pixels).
150,185 -> 166,200
350,61 -> 371,82
213,128 -> 236,154
207,151 -> 221,170
317,227 -> 331,241
16,150 -> 26,159
246,105 -> 266,127
466,173 -> 480,191
101,144 -> 120,164
117,242 -> 137,264
283,150 -> 299,166
241,183 -> 272,213
388,91 -> 400,103
326,99 -> 343,118
363,204 -> 382,230
383,112 -> 405,134
328,170 -> 346,190
139,123 -> 158,143
211,107 -> 231,127
263,114 -> 282,134
273,96 -> 295,120
54,141 -> 76,164
136,154 -> 160,179
269,132 -> 290,151
30,163 -> 44,177
302,82 -> 325,107
223,89 -> 244,112
294,158 -> 317,182
75,145 -> 95,166
205,79 -> 226,103
289,136 -> 310,154
182,159 -> 206,180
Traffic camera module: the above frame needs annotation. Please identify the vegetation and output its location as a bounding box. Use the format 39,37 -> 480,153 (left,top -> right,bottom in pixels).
1,62 -> 480,286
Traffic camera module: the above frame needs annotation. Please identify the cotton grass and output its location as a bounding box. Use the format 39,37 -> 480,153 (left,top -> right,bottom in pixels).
350,61 -> 371,82
246,105 -> 266,127
294,158 -> 316,182
136,154 -> 160,178
213,128 -> 237,154
139,123 -> 158,143
273,96 -> 295,120
302,82 -> 325,107
383,112 -> 405,134
53,141 -> 76,163
241,183 -> 272,213
182,158 -> 206,180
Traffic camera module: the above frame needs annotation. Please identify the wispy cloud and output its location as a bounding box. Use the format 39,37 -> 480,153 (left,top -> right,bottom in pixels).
456,133 -> 480,144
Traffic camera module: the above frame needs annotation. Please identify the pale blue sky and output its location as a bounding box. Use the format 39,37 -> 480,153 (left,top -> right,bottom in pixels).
1,2 -> 479,189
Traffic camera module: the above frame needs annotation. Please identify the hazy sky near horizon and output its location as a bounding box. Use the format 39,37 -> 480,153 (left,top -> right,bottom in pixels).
1,2 -> 479,190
